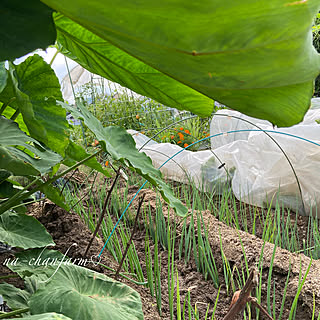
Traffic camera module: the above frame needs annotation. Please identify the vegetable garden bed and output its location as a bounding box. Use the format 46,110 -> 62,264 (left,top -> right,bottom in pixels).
2,173 -> 319,319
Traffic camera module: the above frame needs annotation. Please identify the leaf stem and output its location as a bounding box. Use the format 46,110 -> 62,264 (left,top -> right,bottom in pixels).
0,308 -> 29,319
0,149 -> 102,214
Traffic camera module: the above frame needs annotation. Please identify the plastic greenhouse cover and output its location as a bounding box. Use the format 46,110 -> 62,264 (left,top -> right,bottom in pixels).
129,98 -> 320,217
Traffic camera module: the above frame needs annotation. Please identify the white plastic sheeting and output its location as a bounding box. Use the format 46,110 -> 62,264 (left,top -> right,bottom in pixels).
129,99 -> 320,217
61,65 -> 142,104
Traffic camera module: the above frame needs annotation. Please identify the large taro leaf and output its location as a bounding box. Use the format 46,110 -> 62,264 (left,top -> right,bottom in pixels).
0,116 -> 62,176
0,0 -> 56,61
28,265 -> 144,320
54,14 -> 213,117
0,211 -> 55,249
60,101 -> 187,217
0,55 -> 69,156
43,0 -> 320,126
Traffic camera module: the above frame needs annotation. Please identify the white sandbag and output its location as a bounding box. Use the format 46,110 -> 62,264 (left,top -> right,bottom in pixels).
129,99 -> 320,217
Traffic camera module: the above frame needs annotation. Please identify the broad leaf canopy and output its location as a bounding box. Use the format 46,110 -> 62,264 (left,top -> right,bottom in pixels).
43,0 -> 320,126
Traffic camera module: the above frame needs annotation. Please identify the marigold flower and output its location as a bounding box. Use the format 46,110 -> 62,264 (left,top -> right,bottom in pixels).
135,114 -> 140,119
171,135 -> 175,139
184,129 -> 190,134
179,127 -> 184,131
205,133 -> 210,137
177,140 -> 181,144
105,161 -> 109,166
184,143 -> 189,148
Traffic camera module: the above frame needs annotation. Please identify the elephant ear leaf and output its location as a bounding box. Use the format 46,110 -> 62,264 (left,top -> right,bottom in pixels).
60,100 -> 187,217
54,14 -> 213,117
44,0 -> 320,126
29,264 -> 144,320
0,0 -> 56,61
0,117 -> 62,176
0,55 -> 69,157
0,211 -> 54,249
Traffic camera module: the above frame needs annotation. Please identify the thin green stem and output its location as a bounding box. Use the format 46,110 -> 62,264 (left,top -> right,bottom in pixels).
50,49 -> 59,66
0,308 -> 29,319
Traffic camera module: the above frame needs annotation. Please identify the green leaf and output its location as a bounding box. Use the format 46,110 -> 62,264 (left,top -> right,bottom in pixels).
1,105 -> 29,134
40,184 -> 70,211
44,0 -> 320,126
0,117 -> 62,176
0,64 -> 46,142
61,101 -> 187,216
19,314 -> 73,320
0,169 -> 12,182
0,55 -> 70,156
7,249 -> 143,320
0,211 -> 55,249
54,14 -> 213,117
63,141 -> 111,177
0,282 -> 30,310
0,62 -> 7,94
0,0 -> 56,61
7,249 -> 65,278
0,180 -> 20,199
28,264 -> 144,320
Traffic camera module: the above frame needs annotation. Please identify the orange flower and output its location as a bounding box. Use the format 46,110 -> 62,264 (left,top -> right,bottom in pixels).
184,143 -> 189,148
136,114 -> 140,119
203,131 -> 207,134
170,135 -> 175,139
94,139 -> 99,146
105,161 -> 109,166
205,133 -> 210,137
179,127 -> 184,131
178,132 -> 184,139
184,129 -> 190,134
177,140 -> 181,144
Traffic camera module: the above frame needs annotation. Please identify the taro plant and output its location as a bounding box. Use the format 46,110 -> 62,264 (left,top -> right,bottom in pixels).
1,0 -> 320,319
